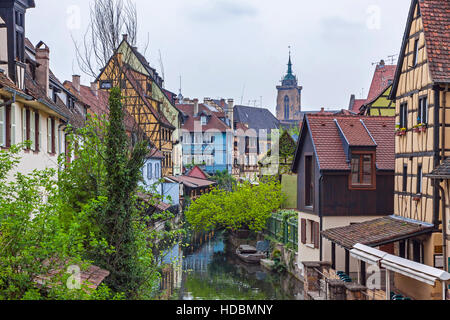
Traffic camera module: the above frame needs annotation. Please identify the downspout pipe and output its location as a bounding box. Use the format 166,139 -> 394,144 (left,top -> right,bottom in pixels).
433,87 -> 441,228
439,183 -> 447,274
319,175 -> 324,261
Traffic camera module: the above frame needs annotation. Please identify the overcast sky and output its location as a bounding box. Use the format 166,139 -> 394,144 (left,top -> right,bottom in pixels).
26,0 -> 411,114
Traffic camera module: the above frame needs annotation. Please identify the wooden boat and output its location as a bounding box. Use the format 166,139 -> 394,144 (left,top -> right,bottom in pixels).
235,245 -> 266,264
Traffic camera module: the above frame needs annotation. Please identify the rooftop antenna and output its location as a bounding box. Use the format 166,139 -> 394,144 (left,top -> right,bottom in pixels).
387,54 -> 398,65
240,84 -> 246,105
158,49 -> 165,88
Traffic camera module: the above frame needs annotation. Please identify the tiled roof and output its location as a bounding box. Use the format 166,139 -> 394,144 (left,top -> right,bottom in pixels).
322,216 -> 435,250
147,147 -> 164,159
427,158 -> 450,179
24,72 -> 71,119
420,0 -> 450,84
124,68 -> 174,128
177,103 -> 230,132
295,115 -> 395,171
137,192 -> 171,212
234,105 -> 280,132
350,99 -> 366,113
366,65 -> 396,102
336,118 -> 376,147
186,166 -> 210,180
167,175 -> 216,188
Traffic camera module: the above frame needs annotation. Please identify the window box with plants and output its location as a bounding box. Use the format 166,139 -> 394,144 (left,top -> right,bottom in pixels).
413,194 -> 422,202
395,126 -> 407,136
413,123 -> 427,133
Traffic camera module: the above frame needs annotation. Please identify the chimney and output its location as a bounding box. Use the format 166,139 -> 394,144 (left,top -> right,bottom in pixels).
227,99 -> 234,129
349,94 -> 355,110
193,98 -> 199,116
122,34 -> 128,42
72,75 -> 81,92
90,82 -> 98,96
35,43 -> 50,97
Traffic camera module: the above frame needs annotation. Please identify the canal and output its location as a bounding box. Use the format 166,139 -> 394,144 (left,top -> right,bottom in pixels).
160,230 -> 304,300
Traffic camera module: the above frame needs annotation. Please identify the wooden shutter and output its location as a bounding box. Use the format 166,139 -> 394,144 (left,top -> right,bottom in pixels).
30,111 -> 35,151
314,222 -> 320,249
10,104 -> 15,145
47,117 -> 51,153
301,219 -> 306,244
22,107 -> 26,144
34,111 -> 39,152
0,106 -> 5,147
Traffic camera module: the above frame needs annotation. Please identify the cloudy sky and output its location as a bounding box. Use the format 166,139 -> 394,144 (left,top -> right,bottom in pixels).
26,0 -> 411,114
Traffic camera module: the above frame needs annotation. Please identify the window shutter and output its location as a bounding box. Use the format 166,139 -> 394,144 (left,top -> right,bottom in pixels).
10,105 -> 16,145
22,107 -> 26,144
30,111 -> 36,151
47,118 -> 51,153
301,219 -> 306,244
55,122 -> 59,154
314,222 -> 320,249
0,107 -> 5,147
37,113 -> 42,152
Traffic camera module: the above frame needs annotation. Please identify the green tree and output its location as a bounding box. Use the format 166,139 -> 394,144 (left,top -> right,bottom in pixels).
186,178 -> 285,233
0,144 -> 116,300
211,170 -> 237,192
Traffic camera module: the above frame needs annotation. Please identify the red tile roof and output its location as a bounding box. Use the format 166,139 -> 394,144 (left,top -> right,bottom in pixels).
186,166 -> 209,180
350,99 -> 366,113
419,0 -> 450,83
301,115 -> 395,171
336,118 -> 376,147
177,103 -> 230,132
167,175 -> 216,188
366,64 -> 396,102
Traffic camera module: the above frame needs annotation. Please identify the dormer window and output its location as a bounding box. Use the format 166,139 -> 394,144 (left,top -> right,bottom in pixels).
350,151 -> 376,189
201,116 -> 207,125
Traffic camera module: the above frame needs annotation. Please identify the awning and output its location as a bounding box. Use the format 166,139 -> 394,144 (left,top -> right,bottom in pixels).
426,158 -> 450,179
322,215 -> 435,250
351,243 -> 450,286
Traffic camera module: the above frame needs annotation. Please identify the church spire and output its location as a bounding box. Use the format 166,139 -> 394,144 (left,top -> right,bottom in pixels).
287,47 -> 293,75
282,46 -> 297,85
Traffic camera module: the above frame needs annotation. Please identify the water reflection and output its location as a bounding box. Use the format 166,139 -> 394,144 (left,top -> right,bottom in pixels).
160,231 -> 303,300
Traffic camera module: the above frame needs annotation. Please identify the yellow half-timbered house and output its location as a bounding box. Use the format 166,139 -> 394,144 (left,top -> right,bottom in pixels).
390,0 -> 450,300
96,37 -> 181,177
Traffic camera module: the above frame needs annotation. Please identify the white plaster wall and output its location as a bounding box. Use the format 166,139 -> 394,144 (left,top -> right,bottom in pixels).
0,17 -> 8,76
297,211 -> 320,276
7,101 -> 65,179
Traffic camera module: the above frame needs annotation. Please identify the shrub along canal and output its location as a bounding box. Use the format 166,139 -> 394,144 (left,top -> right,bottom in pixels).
160,230 -> 303,300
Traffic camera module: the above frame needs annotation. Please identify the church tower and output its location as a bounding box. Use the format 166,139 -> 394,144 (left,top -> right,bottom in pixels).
276,51 -> 302,121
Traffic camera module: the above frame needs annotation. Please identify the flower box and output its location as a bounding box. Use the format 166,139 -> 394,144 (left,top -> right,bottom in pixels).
396,130 -> 407,137
413,194 -> 422,201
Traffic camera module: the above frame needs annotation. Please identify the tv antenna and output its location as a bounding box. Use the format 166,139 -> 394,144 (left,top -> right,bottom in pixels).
158,49 -> 165,88
240,84 -> 246,105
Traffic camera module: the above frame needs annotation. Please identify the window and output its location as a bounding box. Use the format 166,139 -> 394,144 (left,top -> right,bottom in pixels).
15,31 -> 24,61
400,102 -> 408,129
155,163 -> 160,179
147,163 -> 153,179
403,165 -> 408,192
417,164 -> 423,194
418,96 -> 428,124
399,240 -> 406,258
305,156 -> 314,207
301,219 -> 319,249
350,152 -> 375,188
99,80 -> 112,90
201,116 -> 207,126
413,38 -> 419,67
412,240 -> 423,263
284,96 -> 290,120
